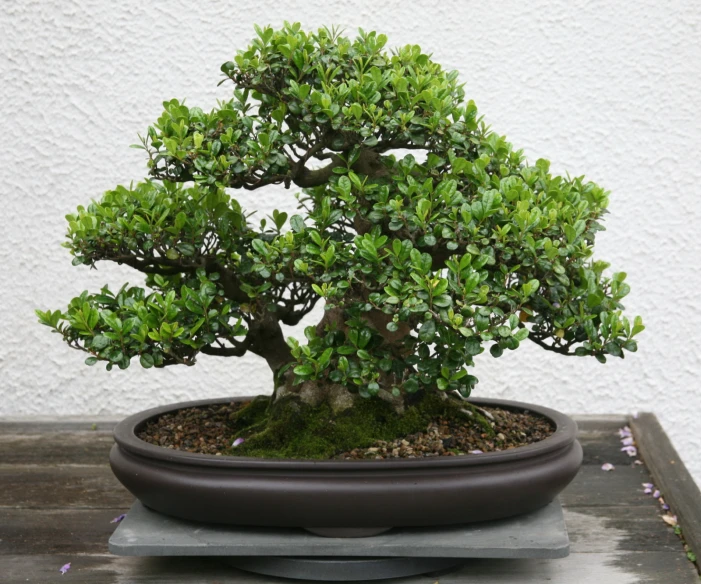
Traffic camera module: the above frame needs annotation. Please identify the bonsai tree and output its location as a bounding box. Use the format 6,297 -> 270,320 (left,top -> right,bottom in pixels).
37,24 -> 643,454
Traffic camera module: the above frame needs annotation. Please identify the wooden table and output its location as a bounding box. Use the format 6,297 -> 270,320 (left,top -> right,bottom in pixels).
0,415 -> 698,583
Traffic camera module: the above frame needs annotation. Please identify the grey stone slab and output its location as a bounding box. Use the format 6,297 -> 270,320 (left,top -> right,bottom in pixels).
109,499 -> 569,559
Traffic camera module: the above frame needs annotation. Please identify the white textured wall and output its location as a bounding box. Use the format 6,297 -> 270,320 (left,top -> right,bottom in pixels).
2,1 -> 700,478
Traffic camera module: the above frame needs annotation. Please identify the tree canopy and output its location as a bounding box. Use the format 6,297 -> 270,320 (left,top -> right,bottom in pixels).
37,23 -> 643,400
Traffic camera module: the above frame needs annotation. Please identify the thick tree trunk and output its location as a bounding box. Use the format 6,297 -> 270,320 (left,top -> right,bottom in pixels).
271,304 -> 415,415
247,313 -> 292,374
275,378 -> 357,414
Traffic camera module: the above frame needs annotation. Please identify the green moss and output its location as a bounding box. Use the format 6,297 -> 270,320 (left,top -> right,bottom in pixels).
227,392 -> 489,460
228,395 -> 269,428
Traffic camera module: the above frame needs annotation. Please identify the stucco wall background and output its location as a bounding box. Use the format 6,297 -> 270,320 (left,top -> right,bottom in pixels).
2,1 -> 700,478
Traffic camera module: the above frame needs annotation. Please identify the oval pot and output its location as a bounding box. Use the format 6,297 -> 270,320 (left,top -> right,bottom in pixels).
110,396 -> 582,530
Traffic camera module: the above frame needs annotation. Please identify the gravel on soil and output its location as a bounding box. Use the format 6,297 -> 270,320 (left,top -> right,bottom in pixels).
335,405 -> 553,459
138,402 -> 246,456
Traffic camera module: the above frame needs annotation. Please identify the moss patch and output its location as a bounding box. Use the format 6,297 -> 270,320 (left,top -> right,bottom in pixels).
228,392 -> 479,459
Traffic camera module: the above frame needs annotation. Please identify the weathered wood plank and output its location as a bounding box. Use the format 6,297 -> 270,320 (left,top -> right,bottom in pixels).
577,435 -> 641,466
0,509 -> 127,555
0,433 -> 115,465
572,415 -> 628,434
0,552 -> 696,583
560,464 -> 658,508
0,465 -> 133,509
0,419 -> 118,434
565,505 -> 682,552
632,413 -> 701,562
573,416 -> 634,466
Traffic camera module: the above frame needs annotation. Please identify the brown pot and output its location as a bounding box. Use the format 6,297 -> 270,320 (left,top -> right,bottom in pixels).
110,396 -> 582,534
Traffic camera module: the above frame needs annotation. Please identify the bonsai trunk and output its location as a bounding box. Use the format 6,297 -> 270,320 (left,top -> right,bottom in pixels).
272,304 -> 413,415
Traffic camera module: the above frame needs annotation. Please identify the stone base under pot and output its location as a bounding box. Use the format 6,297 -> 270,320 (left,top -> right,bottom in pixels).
109,499 -> 570,581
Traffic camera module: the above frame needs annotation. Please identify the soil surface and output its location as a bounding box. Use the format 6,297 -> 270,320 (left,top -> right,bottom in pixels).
137,399 -> 554,459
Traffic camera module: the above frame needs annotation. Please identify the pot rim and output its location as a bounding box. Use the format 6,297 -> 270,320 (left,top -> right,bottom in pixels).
113,395 -> 577,470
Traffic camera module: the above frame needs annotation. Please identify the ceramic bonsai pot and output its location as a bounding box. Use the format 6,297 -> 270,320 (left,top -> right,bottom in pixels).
110,396 -> 582,533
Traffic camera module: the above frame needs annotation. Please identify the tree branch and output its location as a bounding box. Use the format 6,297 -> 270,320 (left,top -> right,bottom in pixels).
292,159 -> 342,188
201,344 -> 248,357
375,139 -> 429,153
527,333 -> 575,355
110,256 -> 194,276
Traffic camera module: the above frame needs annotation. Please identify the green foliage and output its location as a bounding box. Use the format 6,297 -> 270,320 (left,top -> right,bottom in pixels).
37,269 -> 246,369
38,23 -> 642,398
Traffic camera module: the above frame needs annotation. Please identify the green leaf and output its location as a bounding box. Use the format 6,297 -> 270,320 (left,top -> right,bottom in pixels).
513,328 -> 529,342
432,294 -> 452,308
290,215 -> 306,233
464,272 -> 480,294
357,329 -> 372,349
140,354 -> 155,368
318,347 -> 333,368
416,199 -> 431,222
91,335 -> 109,350
605,342 -> 622,357
349,103 -> 362,120
495,325 -> 510,338
87,308 -> 99,330
272,210 -> 288,230
522,279 -> 540,298
379,358 -> 393,372
623,340 -> 638,352
474,314 -> 490,331
337,175 -> 351,196
403,377 -> 420,393
251,239 -> 268,256
293,364 -> 314,376
464,339 -> 482,356
418,319 -> 436,342
174,212 -> 187,230
85,356 -> 98,366
177,243 -> 196,257
631,316 -> 645,337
